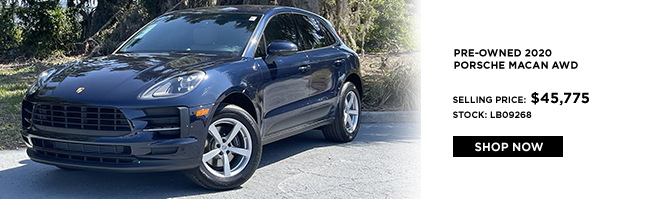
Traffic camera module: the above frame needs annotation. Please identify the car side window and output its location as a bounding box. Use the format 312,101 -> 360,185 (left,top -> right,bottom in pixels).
254,34 -> 266,58
263,14 -> 299,48
316,19 -> 337,46
294,14 -> 336,50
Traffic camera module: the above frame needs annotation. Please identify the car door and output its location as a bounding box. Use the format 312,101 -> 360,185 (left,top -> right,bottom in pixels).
293,14 -> 349,122
258,13 -> 312,136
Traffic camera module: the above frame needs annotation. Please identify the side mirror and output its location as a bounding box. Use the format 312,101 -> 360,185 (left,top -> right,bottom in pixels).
265,40 -> 298,64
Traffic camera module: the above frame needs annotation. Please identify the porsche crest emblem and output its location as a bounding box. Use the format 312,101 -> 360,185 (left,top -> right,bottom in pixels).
75,87 -> 85,94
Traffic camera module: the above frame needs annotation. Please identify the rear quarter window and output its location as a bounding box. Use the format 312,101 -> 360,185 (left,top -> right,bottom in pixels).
294,14 -> 336,50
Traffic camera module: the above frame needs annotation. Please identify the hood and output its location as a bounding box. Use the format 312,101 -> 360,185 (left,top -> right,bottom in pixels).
32,53 -> 239,103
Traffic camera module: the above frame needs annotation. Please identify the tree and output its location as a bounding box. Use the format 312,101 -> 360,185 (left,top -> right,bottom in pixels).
356,0 -> 378,55
363,0 -> 414,52
0,0 -> 21,55
18,0 -> 81,58
1,0 -> 416,60
66,0 -> 97,39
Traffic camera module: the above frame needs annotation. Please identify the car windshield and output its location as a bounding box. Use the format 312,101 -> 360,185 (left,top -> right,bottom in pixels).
118,12 -> 260,55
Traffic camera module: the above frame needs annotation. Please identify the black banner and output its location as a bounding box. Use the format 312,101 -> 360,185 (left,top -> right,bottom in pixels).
453,136 -> 563,157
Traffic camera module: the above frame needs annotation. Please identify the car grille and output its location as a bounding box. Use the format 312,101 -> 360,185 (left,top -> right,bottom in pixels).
30,104 -> 131,132
34,150 -> 135,164
32,138 -> 131,154
32,138 -> 134,164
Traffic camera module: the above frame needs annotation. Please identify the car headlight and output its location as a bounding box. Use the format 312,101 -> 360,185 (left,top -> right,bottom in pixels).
139,71 -> 206,99
26,69 -> 56,95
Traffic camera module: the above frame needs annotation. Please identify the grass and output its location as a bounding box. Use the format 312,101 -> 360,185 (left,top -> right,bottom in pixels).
360,52 -> 420,111
0,57 -> 80,150
0,64 -> 39,149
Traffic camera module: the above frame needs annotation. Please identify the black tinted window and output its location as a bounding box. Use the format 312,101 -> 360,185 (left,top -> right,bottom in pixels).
318,19 -> 337,45
264,14 -> 298,47
119,13 -> 260,55
294,15 -> 335,50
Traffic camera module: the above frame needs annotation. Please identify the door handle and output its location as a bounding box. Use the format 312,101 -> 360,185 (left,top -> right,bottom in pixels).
299,65 -> 311,72
334,59 -> 345,66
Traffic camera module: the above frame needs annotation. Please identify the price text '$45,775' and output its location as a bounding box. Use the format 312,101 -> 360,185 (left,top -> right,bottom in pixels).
531,92 -> 589,105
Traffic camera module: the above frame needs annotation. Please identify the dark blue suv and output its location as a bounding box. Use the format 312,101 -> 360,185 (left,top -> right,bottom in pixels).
21,5 -> 362,189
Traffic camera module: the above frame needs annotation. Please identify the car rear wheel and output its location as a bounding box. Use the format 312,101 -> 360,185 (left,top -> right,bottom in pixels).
188,104 -> 261,190
322,82 -> 361,142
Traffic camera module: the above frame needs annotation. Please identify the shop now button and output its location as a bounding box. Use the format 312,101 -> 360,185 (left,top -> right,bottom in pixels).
453,136 -> 563,157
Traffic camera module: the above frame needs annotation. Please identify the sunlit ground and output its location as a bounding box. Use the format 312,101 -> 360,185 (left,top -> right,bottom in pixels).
0,124 -> 420,198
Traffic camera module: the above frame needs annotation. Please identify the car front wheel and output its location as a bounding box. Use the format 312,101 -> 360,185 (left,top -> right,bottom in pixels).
188,104 -> 262,190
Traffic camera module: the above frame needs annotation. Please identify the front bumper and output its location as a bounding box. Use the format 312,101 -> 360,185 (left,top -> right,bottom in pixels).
21,101 -> 213,172
27,148 -> 200,172
24,133 -> 202,172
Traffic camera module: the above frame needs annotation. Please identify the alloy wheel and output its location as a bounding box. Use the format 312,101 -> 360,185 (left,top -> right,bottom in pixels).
344,91 -> 359,133
203,118 -> 253,178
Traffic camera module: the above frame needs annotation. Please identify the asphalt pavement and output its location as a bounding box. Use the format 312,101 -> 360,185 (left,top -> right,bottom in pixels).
0,123 -> 420,199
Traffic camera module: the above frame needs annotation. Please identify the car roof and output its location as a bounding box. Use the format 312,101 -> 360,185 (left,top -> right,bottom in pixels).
168,5 -> 307,15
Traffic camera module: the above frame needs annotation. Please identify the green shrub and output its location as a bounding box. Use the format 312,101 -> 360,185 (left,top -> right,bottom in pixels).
18,1 -> 81,59
362,0 -> 415,52
0,1 -> 22,56
362,54 -> 420,110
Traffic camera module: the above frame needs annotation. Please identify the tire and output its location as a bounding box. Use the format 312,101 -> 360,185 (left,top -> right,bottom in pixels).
188,104 -> 262,190
322,82 -> 361,142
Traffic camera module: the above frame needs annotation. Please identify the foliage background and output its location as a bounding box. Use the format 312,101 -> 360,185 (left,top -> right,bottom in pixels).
0,0 -> 417,59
